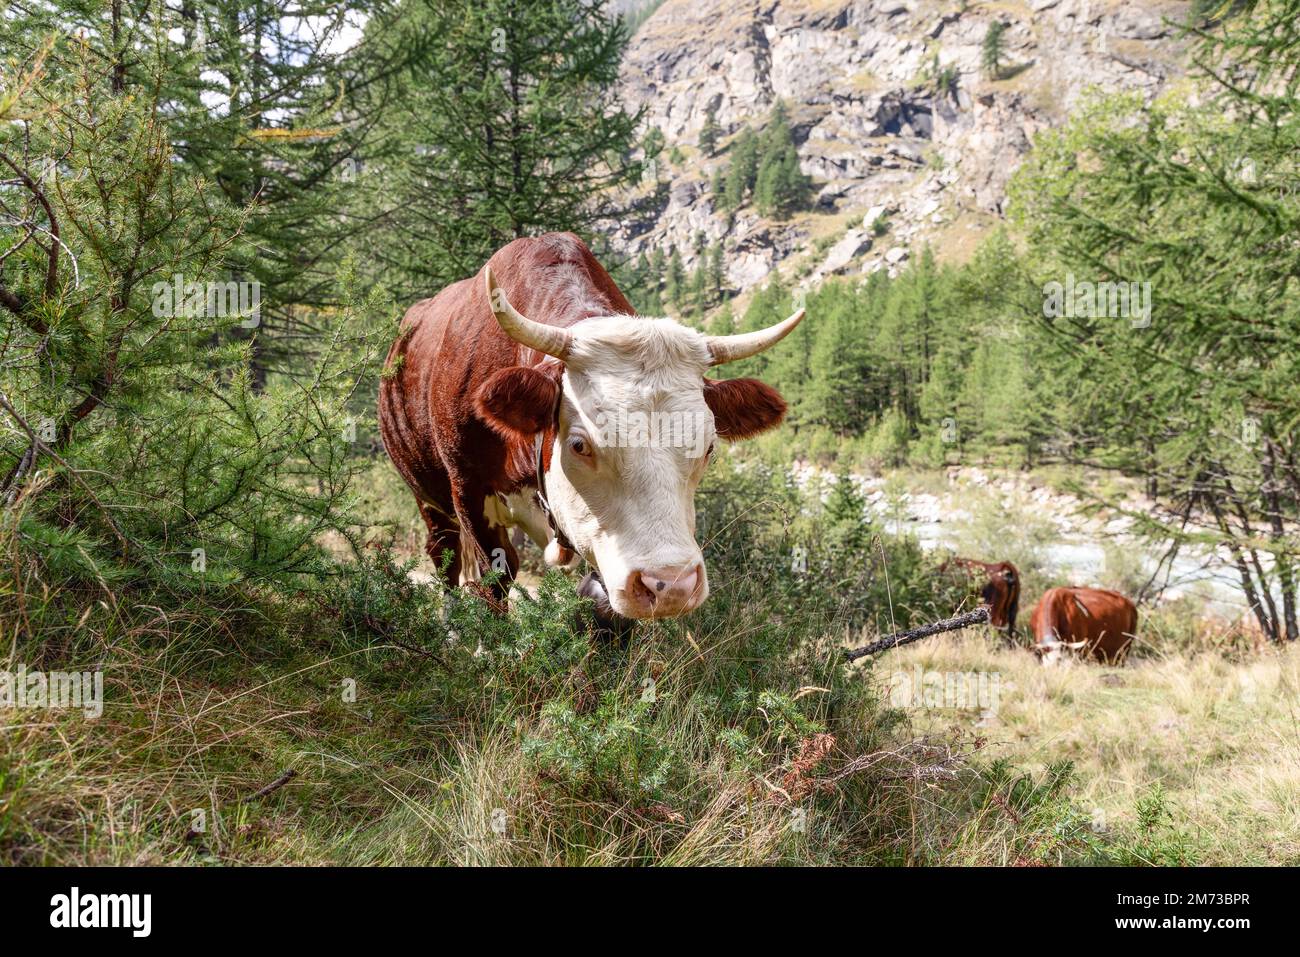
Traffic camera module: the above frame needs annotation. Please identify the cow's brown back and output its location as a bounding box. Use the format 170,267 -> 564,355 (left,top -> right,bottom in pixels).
1030,587 -> 1137,663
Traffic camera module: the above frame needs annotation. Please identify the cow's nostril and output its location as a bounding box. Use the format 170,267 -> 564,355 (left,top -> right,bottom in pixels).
638,572 -> 666,600
638,567 -> 700,601
629,573 -> 658,605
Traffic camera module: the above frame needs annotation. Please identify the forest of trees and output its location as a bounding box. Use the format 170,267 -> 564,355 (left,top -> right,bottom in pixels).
713,101 -> 813,219
703,0 -> 1300,641
616,101 -> 813,317
0,0 -> 642,589
1010,3 -> 1300,642
709,235 -> 1051,467
1,0 -> 1297,644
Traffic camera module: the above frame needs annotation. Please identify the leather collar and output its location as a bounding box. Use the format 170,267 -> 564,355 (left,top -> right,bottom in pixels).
534,388 -> 576,554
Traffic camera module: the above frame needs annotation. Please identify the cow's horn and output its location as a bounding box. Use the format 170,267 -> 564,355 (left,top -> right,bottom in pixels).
485,265 -> 571,360
705,308 -> 806,366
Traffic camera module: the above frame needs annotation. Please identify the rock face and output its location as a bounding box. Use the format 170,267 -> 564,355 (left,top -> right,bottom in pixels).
609,0 -> 1185,293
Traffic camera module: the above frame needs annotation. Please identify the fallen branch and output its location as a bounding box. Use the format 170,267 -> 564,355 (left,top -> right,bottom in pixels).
311,593 -> 453,673
845,606 -> 991,662
250,769 -> 297,801
382,635 -> 452,671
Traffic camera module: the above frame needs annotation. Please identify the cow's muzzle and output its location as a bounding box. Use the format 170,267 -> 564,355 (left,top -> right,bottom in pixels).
619,563 -> 707,619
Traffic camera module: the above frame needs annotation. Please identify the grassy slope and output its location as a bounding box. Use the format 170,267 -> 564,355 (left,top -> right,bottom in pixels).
3,458 -> 1296,866
881,629 -> 1300,865
0,581 -> 1024,866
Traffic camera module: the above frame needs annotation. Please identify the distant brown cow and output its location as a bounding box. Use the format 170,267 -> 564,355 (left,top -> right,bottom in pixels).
1030,587 -> 1137,665
940,558 -> 1020,638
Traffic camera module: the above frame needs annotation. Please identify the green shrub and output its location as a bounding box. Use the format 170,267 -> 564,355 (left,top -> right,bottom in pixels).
1102,785 -> 1201,866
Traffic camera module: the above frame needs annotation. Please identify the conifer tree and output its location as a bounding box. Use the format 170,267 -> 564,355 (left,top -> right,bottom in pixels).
723,126 -> 759,209
801,286 -> 872,435
824,470 -> 871,557
982,21 -> 1008,79
1011,0 -> 1300,639
699,104 -> 721,156
708,243 -> 726,302
665,249 -> 686,310
0,2 -> 383,586
357,0 -> 643,299
754,102 -> 811,218
689,257 -> 709,317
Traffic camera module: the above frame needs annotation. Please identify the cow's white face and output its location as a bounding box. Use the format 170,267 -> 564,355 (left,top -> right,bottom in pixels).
1034,633 -> 1085,667
478,266 -> 802,621
545,318 -> 716,618
1036,638 -> 1066,668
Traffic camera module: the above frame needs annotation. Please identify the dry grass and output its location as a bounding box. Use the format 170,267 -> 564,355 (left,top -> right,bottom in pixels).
10,597 -> 1290,865
885,626 -> 1300,865
6,456 -> 1295,867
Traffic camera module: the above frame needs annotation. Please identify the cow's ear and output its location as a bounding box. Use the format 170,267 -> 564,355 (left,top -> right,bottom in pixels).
702,377 -> 787,440
475,366 -> 560,437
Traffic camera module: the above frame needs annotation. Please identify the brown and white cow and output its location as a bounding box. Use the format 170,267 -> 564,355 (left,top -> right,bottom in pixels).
939,557 -> 1021,638
1030,587 -> 1137,665
377,232 -> 803,620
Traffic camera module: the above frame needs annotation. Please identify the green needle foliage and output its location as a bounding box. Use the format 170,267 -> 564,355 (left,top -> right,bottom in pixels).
1010,0 -> 1300,640
716,236 -> 1049,465
352,0 -> 644,300
981,21 -> 1008,80
0,5 -> 388,590
715,103 -> 811,218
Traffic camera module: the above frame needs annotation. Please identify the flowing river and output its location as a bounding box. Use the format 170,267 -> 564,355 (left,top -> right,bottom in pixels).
790,464 -> 1262,618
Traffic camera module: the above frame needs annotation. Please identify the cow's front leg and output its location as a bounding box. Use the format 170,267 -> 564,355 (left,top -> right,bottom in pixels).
472,519 -> 519,605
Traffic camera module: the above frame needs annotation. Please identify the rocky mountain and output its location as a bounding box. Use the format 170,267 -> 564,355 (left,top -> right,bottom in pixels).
610,0 -> 1189,295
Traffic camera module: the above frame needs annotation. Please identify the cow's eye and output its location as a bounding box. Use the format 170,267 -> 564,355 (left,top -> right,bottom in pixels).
568,435 -> 593,458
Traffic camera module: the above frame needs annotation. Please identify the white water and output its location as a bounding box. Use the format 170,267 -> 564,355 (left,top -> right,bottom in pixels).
790,464 -> 1264,618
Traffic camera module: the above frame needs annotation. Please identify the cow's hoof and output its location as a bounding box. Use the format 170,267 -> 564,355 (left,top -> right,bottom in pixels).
577,572 -> 634,646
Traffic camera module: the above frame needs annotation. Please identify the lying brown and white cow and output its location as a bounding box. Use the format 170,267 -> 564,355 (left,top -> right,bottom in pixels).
939,557 -> 1020,638
378,232 -> 803,620
1030,587 -> 1137,665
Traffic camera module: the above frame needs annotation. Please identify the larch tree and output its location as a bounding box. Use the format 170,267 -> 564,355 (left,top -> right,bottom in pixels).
354,0 -> 644,300
1010,0 -> 1300,639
